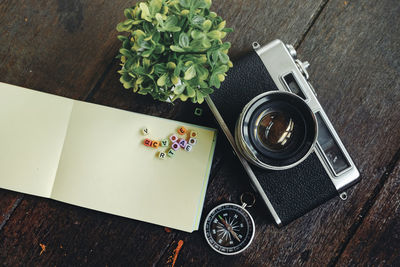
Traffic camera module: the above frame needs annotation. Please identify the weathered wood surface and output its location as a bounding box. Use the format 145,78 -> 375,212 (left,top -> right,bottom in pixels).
1,0 -> 399,266
337,161 -> 400,266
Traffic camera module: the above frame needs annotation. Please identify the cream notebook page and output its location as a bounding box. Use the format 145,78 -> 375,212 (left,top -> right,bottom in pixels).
0,82 -> 217,232
50,101 -> 217,232
0,83 -> 73,197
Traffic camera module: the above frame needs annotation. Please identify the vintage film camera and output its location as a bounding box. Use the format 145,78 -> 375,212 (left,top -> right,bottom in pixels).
206,40 -> 360,226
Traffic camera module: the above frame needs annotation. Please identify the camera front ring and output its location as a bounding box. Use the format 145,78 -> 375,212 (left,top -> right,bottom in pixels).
235,91 -> 318,170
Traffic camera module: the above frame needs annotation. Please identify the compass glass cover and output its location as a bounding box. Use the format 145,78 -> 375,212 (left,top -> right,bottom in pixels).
204,204 -> 254,255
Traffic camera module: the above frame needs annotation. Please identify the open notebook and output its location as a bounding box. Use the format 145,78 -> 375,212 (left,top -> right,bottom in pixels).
0,82 -> 217,232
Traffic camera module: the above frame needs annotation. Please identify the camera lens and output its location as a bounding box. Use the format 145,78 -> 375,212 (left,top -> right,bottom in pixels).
256,111 -> 294,151
236,91 -> 317,170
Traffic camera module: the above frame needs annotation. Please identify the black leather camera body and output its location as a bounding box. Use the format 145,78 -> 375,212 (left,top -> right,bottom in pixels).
206,40 -> 360,226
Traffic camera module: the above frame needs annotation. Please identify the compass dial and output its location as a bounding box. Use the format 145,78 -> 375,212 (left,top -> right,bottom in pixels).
204,203 -> 255,255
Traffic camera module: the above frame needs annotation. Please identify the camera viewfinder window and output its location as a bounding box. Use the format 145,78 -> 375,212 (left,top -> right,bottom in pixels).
316,112 -> 351,175
283,73 -> 306,100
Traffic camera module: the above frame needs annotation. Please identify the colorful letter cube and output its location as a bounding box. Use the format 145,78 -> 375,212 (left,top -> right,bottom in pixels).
152,141 -> 160,148
170,134 -> 178,142
178,126 -> 187,135
188,137 -> 197,146
171,142 -> 180,151
167,149 -> 175,158
144,138 -> 153,147
158,152 -> 166,159
184,144 -> 193,152
178,138 -> 187,148
190,131 -> 198,138
161,139 -> 169,147
142,127 -> 149,135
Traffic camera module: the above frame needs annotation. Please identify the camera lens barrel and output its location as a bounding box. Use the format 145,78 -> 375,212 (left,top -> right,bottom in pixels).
235,91 -> 317,170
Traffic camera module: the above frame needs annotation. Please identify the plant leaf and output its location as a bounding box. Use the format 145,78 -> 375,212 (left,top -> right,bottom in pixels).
170,45 -> 185,52
191,30 -> 205,39
139,3 -> 152,22
218,52 -> 229,64
124,8 -> 133,19
185,85 -> 195,97
149,0 -> 162,16
192,15 -> 205,26
157,74 -> 168,86
174,84 -> 186,94
119,48 -> 131,57
179,0 -> 191,8
196,90 -> 205,103
184,65 -> 196,80
179,33 -> 190,48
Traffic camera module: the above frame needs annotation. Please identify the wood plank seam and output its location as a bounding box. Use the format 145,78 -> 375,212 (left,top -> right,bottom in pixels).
328,147 -> 400,267
295,0 -> 330,49
84,58 -> 120,101
0,196 -> 23,232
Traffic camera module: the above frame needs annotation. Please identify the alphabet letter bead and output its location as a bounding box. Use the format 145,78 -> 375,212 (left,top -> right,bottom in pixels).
167,149 -> 175,157
190,131 -> 198,138
178,126 -> 187,135
158,152 -> 166,159
188,137 -> 197,146
170,134 -> 178,142
184,144 -> 193,152
172,142 -> 180,151
178,138 -> 187,148
152,141 -> 160,148
144,139 -> 153,147
161,139 -> 169,147
142,127 -> 149,135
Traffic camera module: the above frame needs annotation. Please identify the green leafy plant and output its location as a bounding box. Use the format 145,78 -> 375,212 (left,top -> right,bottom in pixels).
116,0 -> 233,104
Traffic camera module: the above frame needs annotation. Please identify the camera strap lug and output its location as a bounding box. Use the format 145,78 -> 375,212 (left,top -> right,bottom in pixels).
339,192 -> 348,201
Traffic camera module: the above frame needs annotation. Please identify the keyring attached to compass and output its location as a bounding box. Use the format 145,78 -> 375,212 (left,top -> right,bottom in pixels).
203,192 -> 256,255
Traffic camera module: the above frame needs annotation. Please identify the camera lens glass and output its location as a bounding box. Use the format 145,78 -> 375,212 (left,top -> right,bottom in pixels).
237,92 -> 317,169
256,111 -> 295,151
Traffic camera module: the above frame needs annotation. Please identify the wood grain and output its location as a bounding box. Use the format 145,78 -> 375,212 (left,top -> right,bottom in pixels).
0,0 -> 399,265
0,0 -> 129,98
337,161 -> 400,266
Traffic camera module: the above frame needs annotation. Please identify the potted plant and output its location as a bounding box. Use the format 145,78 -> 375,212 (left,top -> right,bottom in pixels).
116,0 -> 233,104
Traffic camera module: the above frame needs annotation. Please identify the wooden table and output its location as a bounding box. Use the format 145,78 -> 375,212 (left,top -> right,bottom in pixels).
1,0 -> 399,266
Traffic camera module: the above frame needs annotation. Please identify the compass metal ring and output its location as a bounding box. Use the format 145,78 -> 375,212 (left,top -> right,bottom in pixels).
240,192 -> 256,208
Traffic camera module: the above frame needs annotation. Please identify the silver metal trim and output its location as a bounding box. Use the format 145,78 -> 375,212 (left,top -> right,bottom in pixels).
205,96 -> 282,226
314,113 -> 352,177
285,44 -> 297,59
280,71 -> 309,102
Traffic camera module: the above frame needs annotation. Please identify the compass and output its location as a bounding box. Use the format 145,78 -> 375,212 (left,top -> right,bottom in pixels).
204,193 -> 256,255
